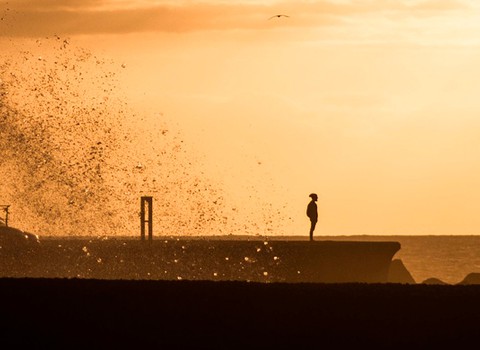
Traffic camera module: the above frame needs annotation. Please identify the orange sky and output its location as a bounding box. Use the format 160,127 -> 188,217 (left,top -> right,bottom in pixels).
3,0 -> 480,235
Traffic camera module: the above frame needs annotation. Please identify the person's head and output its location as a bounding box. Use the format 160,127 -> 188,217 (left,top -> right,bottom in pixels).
309,193 -> 318,201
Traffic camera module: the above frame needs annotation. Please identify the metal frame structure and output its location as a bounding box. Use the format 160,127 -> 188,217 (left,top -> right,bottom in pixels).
0,205 -> 10,227
140,196 -> 153,241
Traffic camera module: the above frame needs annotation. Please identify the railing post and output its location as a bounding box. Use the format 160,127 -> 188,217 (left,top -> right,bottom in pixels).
140,196 -> 153,241
1,205 -> 10,227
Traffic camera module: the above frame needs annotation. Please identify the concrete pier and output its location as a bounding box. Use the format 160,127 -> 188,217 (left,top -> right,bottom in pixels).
0,237 -> 400,283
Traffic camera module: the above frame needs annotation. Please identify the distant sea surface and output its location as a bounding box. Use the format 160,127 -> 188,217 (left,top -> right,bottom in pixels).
317,235 -> 480,284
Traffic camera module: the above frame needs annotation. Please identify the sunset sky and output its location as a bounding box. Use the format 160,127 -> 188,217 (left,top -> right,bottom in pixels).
3,0 -> 480,235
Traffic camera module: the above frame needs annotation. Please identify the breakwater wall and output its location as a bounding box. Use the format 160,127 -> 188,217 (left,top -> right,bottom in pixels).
1,238 -> 400,283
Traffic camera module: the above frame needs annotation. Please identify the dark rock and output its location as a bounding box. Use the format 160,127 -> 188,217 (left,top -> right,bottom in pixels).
387,259 -> 416,284
0,225 -> 40,247
421,277 -> 449,285
457,272 -> 480,285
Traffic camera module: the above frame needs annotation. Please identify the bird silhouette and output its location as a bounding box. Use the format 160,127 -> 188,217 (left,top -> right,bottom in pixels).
268,14 -> 290,20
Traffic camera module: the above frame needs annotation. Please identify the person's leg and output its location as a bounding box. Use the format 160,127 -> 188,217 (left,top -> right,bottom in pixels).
309,221 -> 316,241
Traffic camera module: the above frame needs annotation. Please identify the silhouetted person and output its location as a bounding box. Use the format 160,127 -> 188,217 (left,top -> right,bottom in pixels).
306,193 -> 318,241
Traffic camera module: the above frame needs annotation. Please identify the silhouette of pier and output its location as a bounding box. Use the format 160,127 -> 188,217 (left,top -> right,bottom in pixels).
0,237 -> 401,283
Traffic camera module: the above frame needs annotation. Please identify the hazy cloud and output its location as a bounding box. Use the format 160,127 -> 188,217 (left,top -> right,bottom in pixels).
0,0 -> 471,37
7,0 -> 108,11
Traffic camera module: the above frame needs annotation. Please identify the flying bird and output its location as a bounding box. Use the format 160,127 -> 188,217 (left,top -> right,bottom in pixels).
269,14 -> 290,20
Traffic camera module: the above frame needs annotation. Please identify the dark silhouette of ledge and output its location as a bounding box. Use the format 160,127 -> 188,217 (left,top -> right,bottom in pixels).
0,238 -> 400,283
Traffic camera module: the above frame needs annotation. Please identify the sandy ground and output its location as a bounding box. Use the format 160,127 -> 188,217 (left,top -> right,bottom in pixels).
1,277 -> 480,348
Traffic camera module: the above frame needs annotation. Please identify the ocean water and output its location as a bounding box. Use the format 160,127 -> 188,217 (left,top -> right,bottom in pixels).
318,235 -> 480,284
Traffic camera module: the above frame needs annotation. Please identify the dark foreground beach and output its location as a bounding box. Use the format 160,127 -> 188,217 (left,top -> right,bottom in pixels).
2,278 -> 480,348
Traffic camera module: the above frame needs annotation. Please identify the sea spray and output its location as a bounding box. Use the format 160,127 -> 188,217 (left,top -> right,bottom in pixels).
0,37 -> 292,237
0,37 -> 227,236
